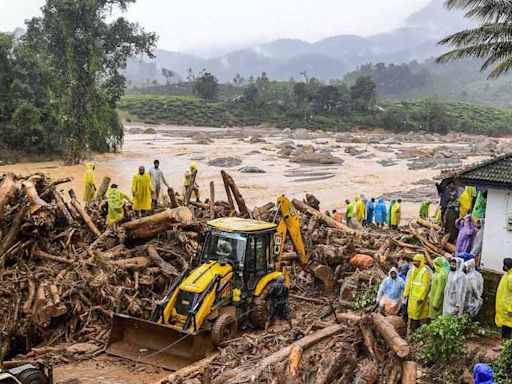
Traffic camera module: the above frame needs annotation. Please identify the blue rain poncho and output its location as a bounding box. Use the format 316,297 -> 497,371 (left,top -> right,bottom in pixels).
376,267 -> 405,315
464,259 -> 484,317
443,257 -> 468,317
398,263 -> 409,282
366,200 -> 376,224
375,197 -> 387,224
473,363 -> 496,384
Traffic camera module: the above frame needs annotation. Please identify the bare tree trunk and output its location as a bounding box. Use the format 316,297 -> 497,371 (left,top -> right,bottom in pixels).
0,173 -> 17,221
209,181 -> 215,219
221,170 -> 250,217
68,189 -> 102,238
121,207 -> 193,240
167,187 -> 179,208
95,176 -> 111,201
147,246 -> 178,277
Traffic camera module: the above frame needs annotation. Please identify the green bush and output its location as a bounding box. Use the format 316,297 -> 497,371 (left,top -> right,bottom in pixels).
493,340 -> 512,384
409,315 -> 476,365
353,283 -> 379,310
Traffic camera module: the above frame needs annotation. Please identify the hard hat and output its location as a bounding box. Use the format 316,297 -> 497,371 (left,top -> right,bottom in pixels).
190,163 -> 198,170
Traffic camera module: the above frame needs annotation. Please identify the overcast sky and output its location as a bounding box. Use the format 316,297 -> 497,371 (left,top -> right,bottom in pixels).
0,0 -> 430,56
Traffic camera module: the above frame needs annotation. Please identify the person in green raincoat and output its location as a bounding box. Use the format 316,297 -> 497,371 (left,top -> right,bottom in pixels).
472,191 -> 487,220
419,200 -> 431,220
83,162 -> 96,203
106,184 -> 132,229
403,254 -> 431,333
429,257 -> 448,320
387,199 -> 396,227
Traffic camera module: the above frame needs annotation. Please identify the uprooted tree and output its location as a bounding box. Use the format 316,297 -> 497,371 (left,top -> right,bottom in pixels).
0,0 -> 157,164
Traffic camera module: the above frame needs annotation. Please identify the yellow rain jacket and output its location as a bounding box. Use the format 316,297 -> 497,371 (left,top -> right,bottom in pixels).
106,188 -> 132,226
496,269 -> 512,329
355,196 -> 365,223
459,187 -> 474,218
403,254 -> 430,320
131,171 -> 152,211
391,201 -> 401,226
83,163 -> 96,203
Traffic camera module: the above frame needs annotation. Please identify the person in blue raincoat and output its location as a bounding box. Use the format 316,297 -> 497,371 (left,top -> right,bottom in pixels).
473,363 -> 496,384
398,263 -> 409,282
376,267 -> 406,315
375,197 -> 387,228
365,197 -> 376,226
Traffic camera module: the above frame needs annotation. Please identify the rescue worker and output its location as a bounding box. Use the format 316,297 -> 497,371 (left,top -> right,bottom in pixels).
83,162 -> 96,203
375,197 -> 387,228
376,267 -> 405,316
183,163 -> 200,201
419,200 -> 431,220
398,263 -> 409,282
106,184 -> 132,230
455,214 -> 476,255
345,199 -> 354,226
496,258 -> 512,340
403,254 -> 431,333
149,159 -> 169,209
473,363 -> 496,384
387,199 -> 396,227
429,257 -> 448,320
471,219 -> 484,266
355,196 -> 365,224
464,259 -> 483,317
472,191 -> 487,220
443,257 -> 468,317
131,166 -> 152,216
459,186 -> 476,218
365,197 -> 376,226
444,185 -> 460,242
390,199 -> 402,229
264,275 -> 292,330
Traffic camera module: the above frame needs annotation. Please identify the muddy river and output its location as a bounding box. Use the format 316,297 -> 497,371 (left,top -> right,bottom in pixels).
0,124 -> 501,220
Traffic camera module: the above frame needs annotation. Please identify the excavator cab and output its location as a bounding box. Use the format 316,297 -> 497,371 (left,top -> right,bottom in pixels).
107,197 -> 303,371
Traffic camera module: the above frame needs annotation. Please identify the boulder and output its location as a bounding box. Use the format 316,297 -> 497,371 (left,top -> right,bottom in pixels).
239,166 -> 266,174
208,157 -> 243,167
249,135 -> 266,144
282,128 -> 293,137
142,127 -> 157,134
344,146 -> 366,156
192,134 -> 213,145
377,158 -> 399,167
128,127 -> 143,134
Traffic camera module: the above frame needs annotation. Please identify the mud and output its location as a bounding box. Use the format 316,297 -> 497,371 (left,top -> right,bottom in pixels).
0,124 -> 506,220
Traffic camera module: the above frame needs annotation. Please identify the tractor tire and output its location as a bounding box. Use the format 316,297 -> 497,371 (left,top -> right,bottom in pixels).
211,313 -> 237,347
250,282 -> 274,330
15,368 -> 48,384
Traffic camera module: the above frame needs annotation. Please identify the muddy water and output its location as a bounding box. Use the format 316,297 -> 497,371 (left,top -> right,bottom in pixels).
0,124 -> 494,219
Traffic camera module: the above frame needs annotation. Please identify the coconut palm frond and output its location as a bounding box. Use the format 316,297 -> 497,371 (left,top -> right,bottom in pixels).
439,23 -> 512,46
488,56 -> 512,77
467,2 -> 512,22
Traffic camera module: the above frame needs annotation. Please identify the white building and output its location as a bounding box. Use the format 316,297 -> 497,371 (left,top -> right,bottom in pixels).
448,154 -> 512,273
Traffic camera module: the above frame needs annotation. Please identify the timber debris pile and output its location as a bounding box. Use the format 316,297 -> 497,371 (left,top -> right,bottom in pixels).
0,170 -> 461,383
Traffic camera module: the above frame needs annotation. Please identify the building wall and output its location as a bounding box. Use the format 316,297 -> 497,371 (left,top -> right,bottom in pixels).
481,188 -> 512,273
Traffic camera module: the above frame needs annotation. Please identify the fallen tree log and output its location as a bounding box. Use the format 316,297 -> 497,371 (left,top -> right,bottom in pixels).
157,354 -> 218,384
52,190 -> 75,225
68,189 -> 102,238
112,256 -> 151,269
417,218 -> 441,232
0,205 -> 27,261
147,246 -> 178,277
95,176 -> 111,201
33,250 -> 74,265
372,313 -> 410,358
402,361 -> 417,384
167,187 -> 179,209
224,323 -> 351,384
23,179 -> 51,207
121,207 -> 193,240
221,170 -> 250,218
0,173 -> 17,221
209,181 -> 215,219
292,198 -> 356,235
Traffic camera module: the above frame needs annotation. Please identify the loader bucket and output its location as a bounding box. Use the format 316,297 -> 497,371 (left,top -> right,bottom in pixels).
106,314 -> 215,371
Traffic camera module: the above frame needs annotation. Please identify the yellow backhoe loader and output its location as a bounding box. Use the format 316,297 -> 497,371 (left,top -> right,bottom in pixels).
106,196 -> 314,370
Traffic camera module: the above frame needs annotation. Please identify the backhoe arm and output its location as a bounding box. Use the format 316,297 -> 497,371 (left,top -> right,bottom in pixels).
275,195 -> 309,266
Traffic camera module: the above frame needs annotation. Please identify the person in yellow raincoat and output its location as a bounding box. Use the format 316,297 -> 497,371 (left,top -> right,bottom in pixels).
183,163 -> 200,201
403,254 -> 431,333
354,196 -> 365,223
496,258 -> 512,340
131,166 -> 152,215
106,184 -> 132,229
390,199 -> 402,229
83,162 -> 96,203
459,186 -> 476,218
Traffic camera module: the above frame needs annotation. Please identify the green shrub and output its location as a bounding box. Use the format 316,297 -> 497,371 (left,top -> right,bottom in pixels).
353,283 -> 379,310
493,340 -> 512,384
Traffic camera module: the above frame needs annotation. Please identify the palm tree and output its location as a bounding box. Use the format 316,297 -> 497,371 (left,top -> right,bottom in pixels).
437,0 -> 512,78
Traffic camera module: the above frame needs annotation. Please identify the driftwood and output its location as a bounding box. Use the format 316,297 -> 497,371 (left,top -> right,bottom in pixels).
147,246 -> 178,277
121,207 -> 193,239
292,198 -> 356,235
167,187 -> 179,208
95,176 -> 111,201
52,190 -> 75,225
183,169 -> 198,206
158,354 -> 218,384
372,313 -> 410,358
112,256 -> 151,269
23,179 -> 51,207
0,173 -> 17,221
224,323 -> 354,384
402,361 -> 417,384
0,205 -> 27,260
68,189 -> 102,238
209,181 -> 215,219
221,170 -> 250,217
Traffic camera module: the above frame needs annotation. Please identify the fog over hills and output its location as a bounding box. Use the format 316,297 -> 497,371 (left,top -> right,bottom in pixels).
127,0 -> 471,83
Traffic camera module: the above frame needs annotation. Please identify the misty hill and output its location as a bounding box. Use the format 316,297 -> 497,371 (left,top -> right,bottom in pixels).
127,0 -> 471,83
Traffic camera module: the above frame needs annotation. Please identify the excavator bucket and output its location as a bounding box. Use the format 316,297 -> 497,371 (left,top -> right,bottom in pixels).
106,314 -> 215,371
